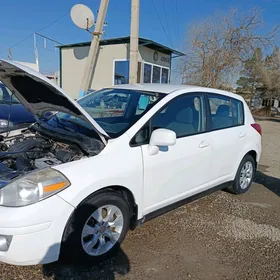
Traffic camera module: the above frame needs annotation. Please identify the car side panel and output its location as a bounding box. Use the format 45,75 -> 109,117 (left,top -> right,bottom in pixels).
231,125 -> 261,177
208,99 -> 261,187
207,125 -> 247,185
141,132 -> 212,215
55,134 -> 144,220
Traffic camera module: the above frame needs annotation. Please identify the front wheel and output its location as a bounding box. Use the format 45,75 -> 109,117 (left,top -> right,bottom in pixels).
60,191 -> 130,263
228,154 -> 256,194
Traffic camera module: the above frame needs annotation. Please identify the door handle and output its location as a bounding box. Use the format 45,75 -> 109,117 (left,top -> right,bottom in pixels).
239,132 -> 246,138
199,141 -> 210,148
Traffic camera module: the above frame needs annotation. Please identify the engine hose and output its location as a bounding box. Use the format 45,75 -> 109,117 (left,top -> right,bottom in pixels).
0,151 -> 31,159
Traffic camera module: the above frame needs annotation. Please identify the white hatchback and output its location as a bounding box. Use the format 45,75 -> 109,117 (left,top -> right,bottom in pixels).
0,60 -> 261,265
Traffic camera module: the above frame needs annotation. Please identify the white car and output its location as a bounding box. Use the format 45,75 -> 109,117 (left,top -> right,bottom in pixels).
0,60 -> 261,266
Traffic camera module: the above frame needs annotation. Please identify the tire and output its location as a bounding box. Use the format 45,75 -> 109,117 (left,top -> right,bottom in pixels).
60,191 -> 130,263
228,154 -> 256,194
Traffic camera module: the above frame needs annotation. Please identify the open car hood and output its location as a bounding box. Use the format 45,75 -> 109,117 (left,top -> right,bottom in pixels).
0,60 -> 109,143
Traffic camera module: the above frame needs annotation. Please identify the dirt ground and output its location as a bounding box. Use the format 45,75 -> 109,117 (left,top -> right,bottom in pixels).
1,120 -> 280,280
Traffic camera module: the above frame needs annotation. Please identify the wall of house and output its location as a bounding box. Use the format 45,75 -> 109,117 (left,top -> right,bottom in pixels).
139,46 -> 171,68
61,44 -> 128,98
60,43 -> 172,99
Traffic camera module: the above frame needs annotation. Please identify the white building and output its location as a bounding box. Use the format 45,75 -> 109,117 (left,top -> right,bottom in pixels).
14,61 -> 39,72
58,36 -> 185,99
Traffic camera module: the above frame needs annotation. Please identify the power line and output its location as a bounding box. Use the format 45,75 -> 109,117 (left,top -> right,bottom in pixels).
36,11 -> 68,33
162,0 -> 172,47
173,0 -> 180,46
35,32 -> 62,46
8,34 -> 33,50
152,0 -> 173,47
0,11 -> 68,56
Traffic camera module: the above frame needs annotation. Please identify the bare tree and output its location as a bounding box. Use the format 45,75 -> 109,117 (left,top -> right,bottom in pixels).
182,8 -> 279,89
258,47 -> 280,99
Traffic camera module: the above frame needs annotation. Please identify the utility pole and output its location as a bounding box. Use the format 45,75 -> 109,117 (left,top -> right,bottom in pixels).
79,0 -> 109,97
34,33 -> 40,72
129,0 -> 140,84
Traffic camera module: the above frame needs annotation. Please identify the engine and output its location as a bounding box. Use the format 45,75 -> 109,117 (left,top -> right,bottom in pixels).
0,132 -> 85,177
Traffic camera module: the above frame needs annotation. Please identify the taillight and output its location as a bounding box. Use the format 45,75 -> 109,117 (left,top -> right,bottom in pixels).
251,123 -> 262,135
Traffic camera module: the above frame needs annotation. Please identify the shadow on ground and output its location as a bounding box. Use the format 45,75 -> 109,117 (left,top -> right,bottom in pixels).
254,169 -> 280,197
42,247 -> 130,280
42,200 -> 131,280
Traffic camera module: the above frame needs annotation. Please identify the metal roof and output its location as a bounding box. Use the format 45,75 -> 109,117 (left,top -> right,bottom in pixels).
57,36 -> 185,57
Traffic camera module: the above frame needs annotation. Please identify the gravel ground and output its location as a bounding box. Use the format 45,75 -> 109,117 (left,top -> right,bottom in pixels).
1,120 -> 280,280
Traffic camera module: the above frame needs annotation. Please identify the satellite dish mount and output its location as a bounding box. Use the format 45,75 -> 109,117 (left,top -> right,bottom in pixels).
71,4 -> 95,33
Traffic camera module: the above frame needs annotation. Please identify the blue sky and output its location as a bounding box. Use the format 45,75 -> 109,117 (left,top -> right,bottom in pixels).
0,0 -> 279,81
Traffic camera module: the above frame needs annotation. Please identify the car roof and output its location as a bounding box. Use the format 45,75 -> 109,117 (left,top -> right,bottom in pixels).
111,84 -> 243,100
112,83 -> 197,94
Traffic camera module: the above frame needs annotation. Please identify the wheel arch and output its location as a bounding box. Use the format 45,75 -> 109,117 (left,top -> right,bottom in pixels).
75,185 -> 138,230
246,150 -> 258,168
232,148 -> 259,181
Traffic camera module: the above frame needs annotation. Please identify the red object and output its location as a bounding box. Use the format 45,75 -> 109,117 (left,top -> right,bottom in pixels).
251,123 -> 262,135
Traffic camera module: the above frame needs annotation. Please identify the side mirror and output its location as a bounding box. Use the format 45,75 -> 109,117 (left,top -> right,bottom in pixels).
148,128 -> 176,155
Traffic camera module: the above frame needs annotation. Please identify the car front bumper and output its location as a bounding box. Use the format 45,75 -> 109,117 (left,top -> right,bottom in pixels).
0,195 -> 74,266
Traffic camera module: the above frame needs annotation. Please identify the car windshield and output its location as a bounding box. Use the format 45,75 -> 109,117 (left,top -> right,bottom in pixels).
0,83 -> 20,104
45,88 -> 164,138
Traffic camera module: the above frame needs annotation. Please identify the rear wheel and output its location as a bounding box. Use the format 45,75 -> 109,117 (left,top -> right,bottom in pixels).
60,191 -> 130,263
228,154 -> 255,194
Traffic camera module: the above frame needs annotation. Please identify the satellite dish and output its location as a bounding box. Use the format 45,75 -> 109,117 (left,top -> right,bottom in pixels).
70,4 -> 95,30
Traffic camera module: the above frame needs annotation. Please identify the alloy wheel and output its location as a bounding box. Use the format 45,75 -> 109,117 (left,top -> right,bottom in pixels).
81,205 -> 124,256
239,161 -> 253,190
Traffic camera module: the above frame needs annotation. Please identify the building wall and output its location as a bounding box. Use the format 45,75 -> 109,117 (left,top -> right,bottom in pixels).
61,44 -> 128,98
61,43 -> 171,99
139,46 -> 171,68
14,61 -> 39,72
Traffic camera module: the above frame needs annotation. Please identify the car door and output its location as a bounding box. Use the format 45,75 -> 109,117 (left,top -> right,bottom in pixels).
135,93 -> 213,215
206,93 -> 246,186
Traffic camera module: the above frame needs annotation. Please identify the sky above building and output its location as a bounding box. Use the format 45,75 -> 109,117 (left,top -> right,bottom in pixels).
0,0 -> 279,82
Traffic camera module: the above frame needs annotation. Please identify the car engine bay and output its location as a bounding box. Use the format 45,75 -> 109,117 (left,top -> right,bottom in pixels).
0,130 -> 94,185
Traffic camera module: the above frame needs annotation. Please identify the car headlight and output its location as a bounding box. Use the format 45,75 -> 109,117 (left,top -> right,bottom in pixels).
0,168 -> 70,207
0,119 -> 13,128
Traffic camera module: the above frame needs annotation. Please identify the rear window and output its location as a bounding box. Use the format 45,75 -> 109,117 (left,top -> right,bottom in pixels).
207,94 -> 244,130
0,83 -> 19,104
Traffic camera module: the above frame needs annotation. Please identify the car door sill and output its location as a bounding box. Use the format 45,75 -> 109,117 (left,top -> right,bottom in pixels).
137,181 -> 233,226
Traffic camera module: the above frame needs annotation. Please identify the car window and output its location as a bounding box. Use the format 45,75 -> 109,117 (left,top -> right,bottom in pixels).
82,92 -> 130,118
232,98 -> 244,125
0,83 -> 19,103
136,95 -> 159,115
208,94 -> 244,130
132,94 -> 205,145
151,94 -> 205,138
53,88 -> 164,138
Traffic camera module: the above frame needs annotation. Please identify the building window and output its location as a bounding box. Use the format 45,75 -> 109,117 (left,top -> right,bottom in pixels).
143,63 -> 169,84
152,65 -> 161,83
114,60 -> 129,85
144,64 -> 152,83
161,68 -> 169,83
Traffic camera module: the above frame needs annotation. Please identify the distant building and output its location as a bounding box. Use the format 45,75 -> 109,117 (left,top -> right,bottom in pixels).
14,61 -> 39,72
44,72 -> 59,85
13,60 -> 59,85
57,36 -> 185,99
251,87 -> 280,113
